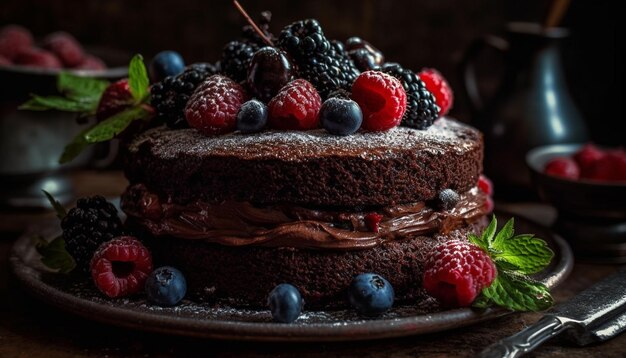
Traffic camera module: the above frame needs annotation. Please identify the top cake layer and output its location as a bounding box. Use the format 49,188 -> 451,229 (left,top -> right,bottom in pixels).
124,117 -> 483,206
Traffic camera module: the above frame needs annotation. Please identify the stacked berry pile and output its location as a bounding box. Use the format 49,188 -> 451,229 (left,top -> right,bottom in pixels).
148,11 -> 454,135
0,24 -> 106,70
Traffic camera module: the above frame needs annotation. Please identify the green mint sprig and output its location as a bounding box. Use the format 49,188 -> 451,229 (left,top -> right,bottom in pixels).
20,54 -> 154,164
20,72 -> 109,114
35,191 -> 76,273
469,216 -> 555,311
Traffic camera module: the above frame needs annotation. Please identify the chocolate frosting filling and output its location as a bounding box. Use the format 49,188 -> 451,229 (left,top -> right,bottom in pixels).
122,184 -> 489,250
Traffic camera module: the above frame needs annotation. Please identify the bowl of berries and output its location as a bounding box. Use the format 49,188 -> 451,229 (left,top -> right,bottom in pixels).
0,24 -> 128,208
526,143 -> 626,262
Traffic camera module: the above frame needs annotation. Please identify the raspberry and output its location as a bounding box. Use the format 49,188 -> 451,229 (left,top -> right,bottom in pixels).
423,239 -> 496,307
90,236 -> 153,298
544,157 -> 580,180
184,75 -> 248,136
74,55 -> 107,71
14,47 -> 62,69
587,151 -> 626,182
0,24 -> 33,61
61,196 -> 124,273
419,68 -> 453,116
478,174 -> 493,195
484,197 -> 494,213
151,62 -> 220,129
574,143 -> 605,178
96,79 -> 134,121
42,32 -> 85,68
268,79 -> 322,130
364,212 -> 383,233
351,71 -> 406,131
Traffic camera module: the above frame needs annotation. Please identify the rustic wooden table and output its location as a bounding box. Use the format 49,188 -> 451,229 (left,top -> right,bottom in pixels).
1,170 -> 624,357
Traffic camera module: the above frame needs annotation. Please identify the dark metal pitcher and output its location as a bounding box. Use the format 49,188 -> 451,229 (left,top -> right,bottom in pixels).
461,22 -> 588,198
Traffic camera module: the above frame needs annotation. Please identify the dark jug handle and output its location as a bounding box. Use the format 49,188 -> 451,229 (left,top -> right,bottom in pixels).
460,35 -> 509,115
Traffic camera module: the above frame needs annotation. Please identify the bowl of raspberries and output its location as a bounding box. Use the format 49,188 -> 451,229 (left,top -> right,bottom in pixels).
527,143 -> 626,261
0,24 -> 128,95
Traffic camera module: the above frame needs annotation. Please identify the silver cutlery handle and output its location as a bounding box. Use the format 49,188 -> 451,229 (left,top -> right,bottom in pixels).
478,315 -> 568,358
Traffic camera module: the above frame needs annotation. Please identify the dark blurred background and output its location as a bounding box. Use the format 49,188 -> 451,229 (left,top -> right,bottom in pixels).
1,0 -> 623,145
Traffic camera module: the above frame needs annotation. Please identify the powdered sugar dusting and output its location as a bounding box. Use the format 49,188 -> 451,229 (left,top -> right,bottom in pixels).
131,117 -> 480,161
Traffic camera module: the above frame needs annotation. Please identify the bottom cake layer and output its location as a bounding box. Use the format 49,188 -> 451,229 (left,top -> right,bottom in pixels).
139,217 -> 488,309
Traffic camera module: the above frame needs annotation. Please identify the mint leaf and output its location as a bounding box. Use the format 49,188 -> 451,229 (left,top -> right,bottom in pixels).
42,190 -> 67,220
19,95 -> 96,113
59,127 -> 91,164
34,235 -> 76,273
84,106 -> 149,143
482,214 -> 497,247
128,54 -> 149,103
494,234 -> 554,274
57,72 -> 108,101
470,215 -> 496,251
480,270 -> 553,311
492,217 -> 514,251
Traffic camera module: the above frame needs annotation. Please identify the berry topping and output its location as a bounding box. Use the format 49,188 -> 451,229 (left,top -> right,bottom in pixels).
42,32 -> 84,68
419,68 -> 453,116
351,70 -> 406,131
573,143 -> 605,178
379,63 -> 439,130
222,40 -> 259,83
96,79 -> 134,121
61,195 -> 124,273
90,236 -> 153,298
364,212 -> 383,233
478,174 -> 493,196
149,50 -> 185,83
184,74 -> 248,135
268,79 -> 321,130
544,157 -> 580,180
145,266 -> 187,306
437,189 -> 460,210
277,19 -> 360,98
267,283 -> 303,323
14,47 -> 62,69
345,37 -> 384,72
348,273 -> 395,316
151,62 -> 220,129
319,97 -> 363,136
247,47 -> 294,102
423,239 -> 496,307
0,25 -> 33,61
236,99 -> 268,133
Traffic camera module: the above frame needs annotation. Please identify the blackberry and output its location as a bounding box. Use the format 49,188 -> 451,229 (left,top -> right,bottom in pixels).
221,40 -> 259,83
379,63 -> 439,130
277,19 -> 360,98
150,63 -> 219,129
61,196 -> 124,273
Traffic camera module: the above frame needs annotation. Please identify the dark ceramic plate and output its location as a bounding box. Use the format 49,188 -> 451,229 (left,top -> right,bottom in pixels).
9,212 -> 573,342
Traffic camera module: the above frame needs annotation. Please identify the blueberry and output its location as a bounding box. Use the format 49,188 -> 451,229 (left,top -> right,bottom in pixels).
348,273 -> 394,316
267,283 -> 303,323
149,51 -> 185,83
438,188 -> 460,210
145,266 -> 187,306
320,97 -> 363,136
236,99 -> 268,133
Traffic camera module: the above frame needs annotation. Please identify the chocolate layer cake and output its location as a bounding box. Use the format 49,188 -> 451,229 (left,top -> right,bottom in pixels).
121,117 -> 490,308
